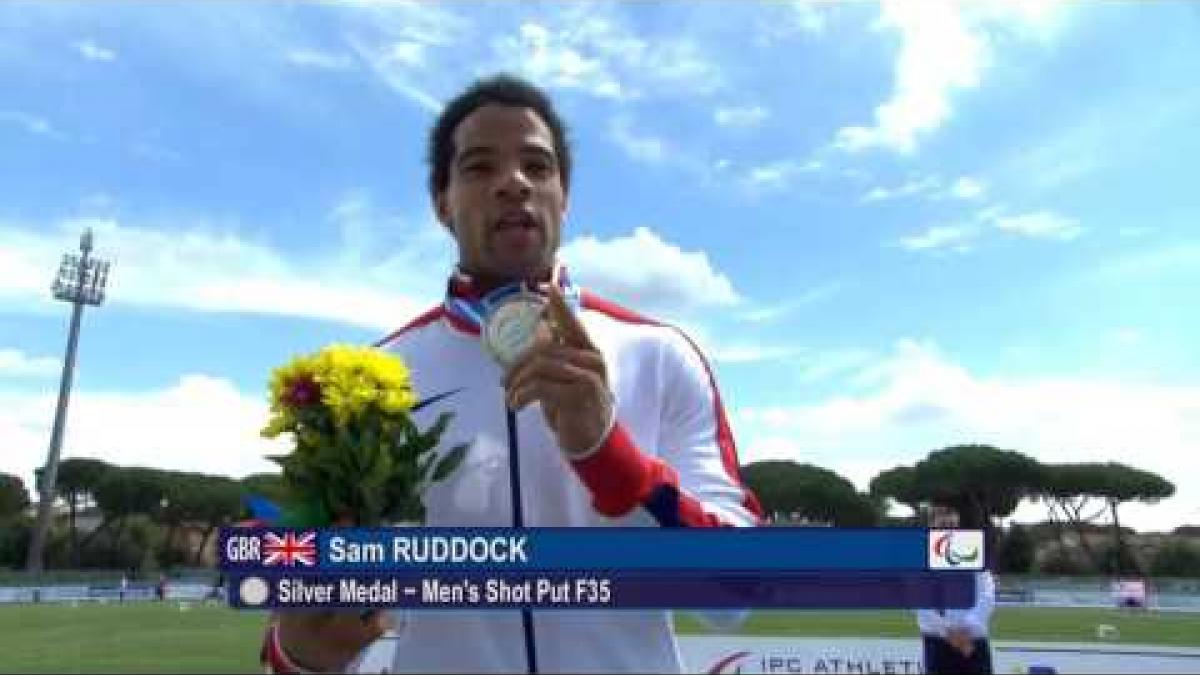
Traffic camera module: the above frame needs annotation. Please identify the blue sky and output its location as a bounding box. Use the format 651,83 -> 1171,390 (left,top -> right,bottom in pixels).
1,1 -> 1197,531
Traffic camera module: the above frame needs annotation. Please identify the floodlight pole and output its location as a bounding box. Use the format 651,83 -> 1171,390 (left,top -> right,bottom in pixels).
25,228 -> 111,575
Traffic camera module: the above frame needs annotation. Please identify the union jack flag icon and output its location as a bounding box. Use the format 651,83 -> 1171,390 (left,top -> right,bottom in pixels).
262,531 -> 317,567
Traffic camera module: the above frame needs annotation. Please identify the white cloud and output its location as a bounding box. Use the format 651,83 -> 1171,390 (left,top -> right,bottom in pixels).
864,175 -> 986,202
897,224 -> 978,253
711,158 -> 823,193
714,105 -> 769,129
863,176 -> 941,202
948,176 -> 986,200
0,376 -> 284,491
754,1 -> 831,46
494,22 -> 625,100
489,11 -> 721,101
741,160 -> 823,193
1117,226 -> 1155,239
898,207 -> 1081,253
1096,242 -> 1200,282
739,281 -> 842,323
710,343 -> 805,365
0,349 -> 59,379
787,1 -> 829,35
342,2 -> 471,112
999,90 -> 1195,196
734,339 -> 1200,530
383,41 -> 425,67
836,0 -> 985,154
608,115 -> 667,164
349,38 -> 442,112
0,110 -> 64,139
74,39 -> 116,62
794,348 -> 878,384
0,206 -> 454,332
561,226 -> 740,316
284,48 -> 356,70
742,161 -> 801,191
992,210 -> 1083,241
835,1 -> 1068,154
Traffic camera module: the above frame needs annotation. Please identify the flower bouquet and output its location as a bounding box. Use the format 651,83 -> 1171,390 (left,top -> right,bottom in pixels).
260,344 -> 467,527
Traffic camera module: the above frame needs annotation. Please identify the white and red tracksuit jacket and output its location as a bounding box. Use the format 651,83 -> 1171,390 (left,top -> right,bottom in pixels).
267,269 -> 762,674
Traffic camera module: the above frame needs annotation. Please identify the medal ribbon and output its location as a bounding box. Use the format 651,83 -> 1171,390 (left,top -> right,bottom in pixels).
443,262 -> 581,334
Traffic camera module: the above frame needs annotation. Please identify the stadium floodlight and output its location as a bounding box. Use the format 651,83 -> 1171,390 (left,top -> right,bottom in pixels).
25,227 -> 112,575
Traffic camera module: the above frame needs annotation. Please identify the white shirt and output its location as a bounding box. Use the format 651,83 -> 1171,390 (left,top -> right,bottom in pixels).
916,570 -> 996,640
361,287 -> 761,673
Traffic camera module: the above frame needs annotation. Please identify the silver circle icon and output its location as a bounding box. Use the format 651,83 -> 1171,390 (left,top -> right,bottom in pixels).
239,576 -> 270,606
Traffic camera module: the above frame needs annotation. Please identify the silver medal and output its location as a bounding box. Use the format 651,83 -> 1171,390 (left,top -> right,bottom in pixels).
483,291 -> 546,370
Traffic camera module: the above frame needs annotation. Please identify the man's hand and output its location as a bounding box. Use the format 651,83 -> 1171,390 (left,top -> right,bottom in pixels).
274,610 -> 393,672
945,627 -> 976,658
504,284 -> 614,456
272,517 -> 392,672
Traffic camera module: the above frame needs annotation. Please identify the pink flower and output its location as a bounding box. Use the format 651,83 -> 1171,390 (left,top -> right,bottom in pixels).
283,376 -> 321,408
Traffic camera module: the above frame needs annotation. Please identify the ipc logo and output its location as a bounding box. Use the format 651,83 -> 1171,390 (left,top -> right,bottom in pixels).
928,530 -> 984,569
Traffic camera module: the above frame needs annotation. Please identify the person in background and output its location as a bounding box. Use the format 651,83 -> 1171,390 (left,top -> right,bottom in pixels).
917,504 -> 996,675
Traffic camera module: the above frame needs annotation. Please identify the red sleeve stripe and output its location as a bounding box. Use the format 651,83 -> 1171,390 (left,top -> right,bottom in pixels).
568,422 -> 744,527
579,291 -> 763,522
261,623 -> 313,674
374,306 -> 446,348
644,483 -> 741,528
670,329 -> 765,522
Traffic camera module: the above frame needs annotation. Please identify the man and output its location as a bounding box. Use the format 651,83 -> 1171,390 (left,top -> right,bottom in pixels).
261,74 -> 762,673
917,505 -> 996,675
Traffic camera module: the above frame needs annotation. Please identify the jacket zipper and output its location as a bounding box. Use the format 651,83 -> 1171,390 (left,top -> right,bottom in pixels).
506,408 -> 538,674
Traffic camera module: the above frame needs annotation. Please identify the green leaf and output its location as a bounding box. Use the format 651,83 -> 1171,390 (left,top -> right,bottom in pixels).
279,497 -> 331,528
417,451 -> 438,482
426,412 -> 453,443
431,443 -> 470,483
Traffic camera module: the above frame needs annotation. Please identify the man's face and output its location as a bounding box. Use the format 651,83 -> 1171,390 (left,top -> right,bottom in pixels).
436,104 -> 567,282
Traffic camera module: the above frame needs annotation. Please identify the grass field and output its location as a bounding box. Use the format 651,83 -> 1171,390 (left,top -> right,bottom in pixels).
0,603 -> 1197,673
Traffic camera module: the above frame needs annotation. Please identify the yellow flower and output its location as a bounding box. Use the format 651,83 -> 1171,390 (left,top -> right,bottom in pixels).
261,344 -> 417,436
259,342 -> 465,526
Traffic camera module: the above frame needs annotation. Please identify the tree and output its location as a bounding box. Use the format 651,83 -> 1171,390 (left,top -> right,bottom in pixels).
995,524 -> 1036,575
909,445 -> 1043,530
191,477 -> 244,564
0,523 -> 31,567
157,472 -> 210,567
871,446 -> 1042,536
146,471 -> 244,567
0,473 -> 29,521
1096,541 -> 1143,577
86,467 -> 168,561
869,466 -> 922,517
742,461 -> 880,526
240,472 -> 291,508
53,458 -> 111,565
1037,544 -> 1096,576
1096,464 -> 1173,576
1150,540 -> 1200,578
1036,463 -> 1112,569
1038,462 -> 1174,575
